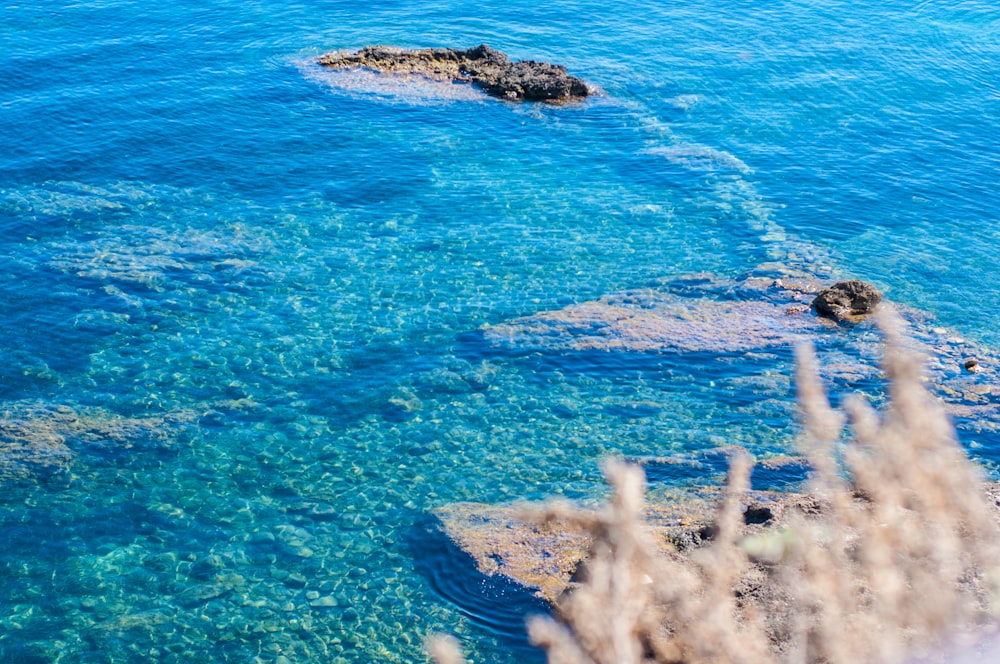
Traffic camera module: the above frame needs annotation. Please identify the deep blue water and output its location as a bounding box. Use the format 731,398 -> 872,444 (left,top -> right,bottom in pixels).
2,1 -> 999,661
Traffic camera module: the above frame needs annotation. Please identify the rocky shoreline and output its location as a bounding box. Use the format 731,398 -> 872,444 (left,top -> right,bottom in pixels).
434,475 -> 1000,618
317,44 -> 589,102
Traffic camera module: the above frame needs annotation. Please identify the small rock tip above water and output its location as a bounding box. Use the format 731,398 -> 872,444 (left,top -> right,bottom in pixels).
812,279 -> 883,323
317,44 -> 590,102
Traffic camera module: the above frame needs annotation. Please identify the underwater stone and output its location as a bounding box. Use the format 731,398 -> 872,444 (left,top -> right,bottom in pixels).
317,44 -> 589,102
189,555 -> 225,580
308,596 -> 339,609
812,279 -> 883,322
285,572 -> 308,588
484,289 -> 819,354
95,609 -> 175,633
383,388 -> 423,422
416,368 -> 472,394
174,583 -> 231,608
0,401 -> 185,483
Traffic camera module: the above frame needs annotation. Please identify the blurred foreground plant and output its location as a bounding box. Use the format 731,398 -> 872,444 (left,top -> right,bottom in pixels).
428,311 -> 1000,664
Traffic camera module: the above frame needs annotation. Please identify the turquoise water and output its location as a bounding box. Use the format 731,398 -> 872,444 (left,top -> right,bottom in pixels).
2,1 -> 1000,661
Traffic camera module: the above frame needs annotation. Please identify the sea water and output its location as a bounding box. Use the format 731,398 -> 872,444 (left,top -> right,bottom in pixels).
1,1 -> 999,661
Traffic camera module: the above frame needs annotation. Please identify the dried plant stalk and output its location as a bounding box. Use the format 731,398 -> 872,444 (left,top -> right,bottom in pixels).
425,634 -> 465,664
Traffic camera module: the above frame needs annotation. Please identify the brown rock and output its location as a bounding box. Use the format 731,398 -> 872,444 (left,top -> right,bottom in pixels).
317,44 -> 589,102
811,280 -> 883,322
1,402 -> 188,483
433,485 -> 814,603
433,481 -> 1000,609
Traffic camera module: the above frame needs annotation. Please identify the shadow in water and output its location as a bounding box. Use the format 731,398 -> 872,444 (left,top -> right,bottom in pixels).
408,513 -> 549,663
0,643 -> 48,664
750,458 -> 813,491
634,449 -> 813,492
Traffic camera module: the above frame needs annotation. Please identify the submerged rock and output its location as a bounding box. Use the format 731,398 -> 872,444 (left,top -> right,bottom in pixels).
483,286 -> 821,354
0,402 -> 189,482
481,269 -> 1000,431
812,279 -> 883,322
317,44 -> 589,102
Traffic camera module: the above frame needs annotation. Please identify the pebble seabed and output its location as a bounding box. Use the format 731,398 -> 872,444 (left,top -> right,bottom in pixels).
4,182 -> 1000,664
0,182 -> 822,664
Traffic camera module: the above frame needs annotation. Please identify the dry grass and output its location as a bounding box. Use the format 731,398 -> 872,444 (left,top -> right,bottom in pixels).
427,310 -> 1000,664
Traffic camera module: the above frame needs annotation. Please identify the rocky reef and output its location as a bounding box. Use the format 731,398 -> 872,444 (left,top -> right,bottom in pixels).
317,44 -> 589,102
433,476 -> 1000,662
434,476 -> 826,604
481,269 -> 1000,428
483,286 -> 820,354
481,270 -> 835,354
0,402 -> 188,482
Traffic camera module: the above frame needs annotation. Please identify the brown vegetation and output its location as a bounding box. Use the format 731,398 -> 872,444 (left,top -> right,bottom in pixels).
428,310 -> 1000,663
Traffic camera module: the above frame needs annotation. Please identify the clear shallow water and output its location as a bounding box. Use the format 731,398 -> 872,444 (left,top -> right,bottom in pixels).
1,1 -> 999,661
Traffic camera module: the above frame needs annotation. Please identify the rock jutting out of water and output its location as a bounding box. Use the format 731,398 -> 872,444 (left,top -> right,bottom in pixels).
433,481 -> 826,604
435,480 -> 1000,606
317,44 -> 589,102
811,279 -> 883,322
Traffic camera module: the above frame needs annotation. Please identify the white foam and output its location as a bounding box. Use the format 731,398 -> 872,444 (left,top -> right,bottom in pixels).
642,144 -> 753,175
298,60 -> 488,106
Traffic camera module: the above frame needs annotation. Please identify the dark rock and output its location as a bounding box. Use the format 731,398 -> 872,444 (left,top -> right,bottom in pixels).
743,505 -> 775,525
188,555 -> 225,580
965,358 -> 980,372
812,280 -> 883,322
317,44 -> 589,102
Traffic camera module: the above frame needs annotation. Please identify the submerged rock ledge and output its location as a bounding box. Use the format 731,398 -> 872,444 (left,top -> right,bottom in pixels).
482,270 -> 1000,427
317,44 -> 589,102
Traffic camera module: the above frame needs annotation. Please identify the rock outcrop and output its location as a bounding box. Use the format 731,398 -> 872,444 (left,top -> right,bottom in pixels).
434,480 -> 1000,605
434,485 -> 821,604
481,269 -> 1000,430
317,44 -> 589,102
812,279 -> 883,322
